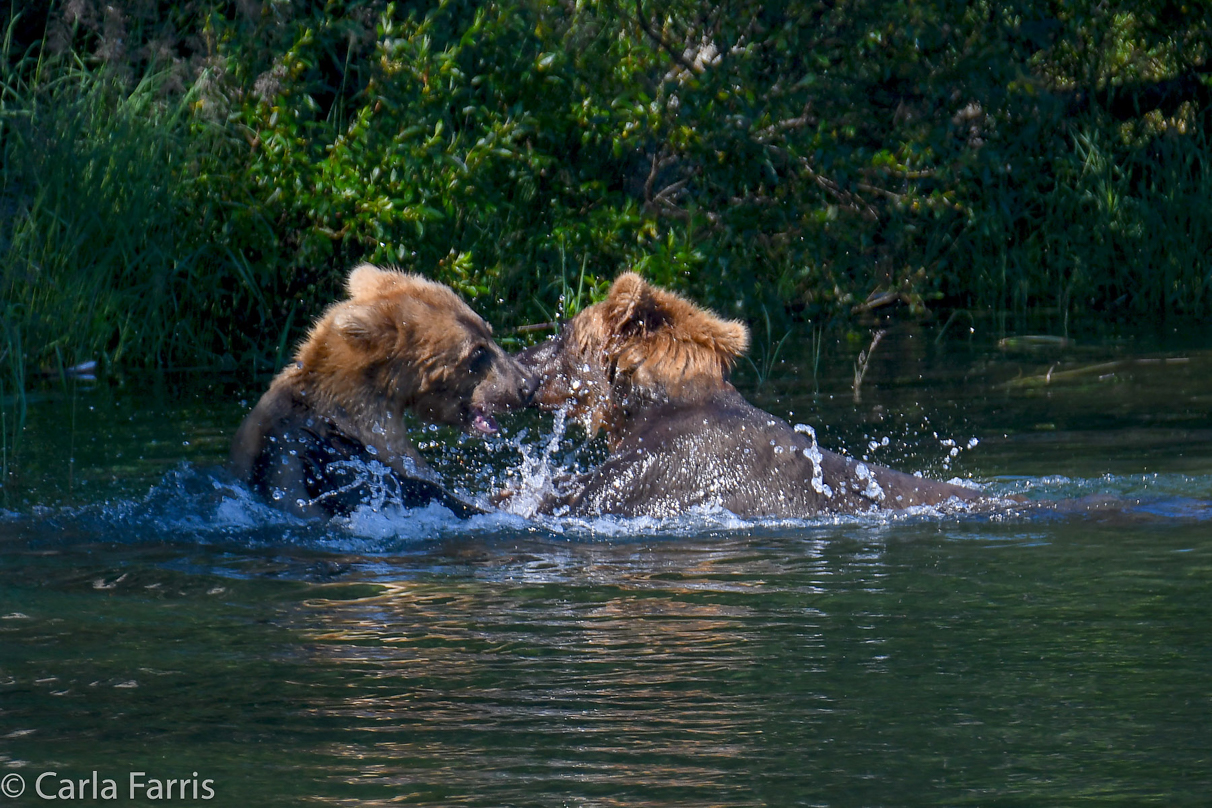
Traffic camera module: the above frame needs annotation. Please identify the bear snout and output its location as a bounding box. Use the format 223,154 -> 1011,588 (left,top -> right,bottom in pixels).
513,340 -> 565,409
518,365 -> 540,405
515,339 -> 555,375
476,351 -> 537,412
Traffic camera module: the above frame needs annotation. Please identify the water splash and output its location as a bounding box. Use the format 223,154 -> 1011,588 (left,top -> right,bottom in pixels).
496,408 -> 571,519
853,462 -> 885,503
307,458 -> 407,513
793,423 -> 833,498
937,433 -> 980,471
2,456 -> 1209,562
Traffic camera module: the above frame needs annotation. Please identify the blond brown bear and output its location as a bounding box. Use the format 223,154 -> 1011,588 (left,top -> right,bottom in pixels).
230,264 -> 535,518
517,273 -> 987,518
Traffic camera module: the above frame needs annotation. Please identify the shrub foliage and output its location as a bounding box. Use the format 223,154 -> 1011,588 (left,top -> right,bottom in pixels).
2,0 -> 1210,379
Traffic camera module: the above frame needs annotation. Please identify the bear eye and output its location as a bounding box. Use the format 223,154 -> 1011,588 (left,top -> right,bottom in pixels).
466,345 -> 493,375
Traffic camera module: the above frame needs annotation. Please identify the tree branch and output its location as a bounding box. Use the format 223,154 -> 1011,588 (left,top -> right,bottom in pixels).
634,0 -> 697,74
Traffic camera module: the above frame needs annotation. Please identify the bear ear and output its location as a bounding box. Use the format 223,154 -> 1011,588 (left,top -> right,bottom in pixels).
332,300 -> 397,351
346,263 -> 398,301
602,272 -> 748,363
602,272 -> 669,337
708,318 -> 750,364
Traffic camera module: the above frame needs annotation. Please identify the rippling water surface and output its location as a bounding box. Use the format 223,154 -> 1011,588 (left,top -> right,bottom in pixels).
2,326 -> 1210,806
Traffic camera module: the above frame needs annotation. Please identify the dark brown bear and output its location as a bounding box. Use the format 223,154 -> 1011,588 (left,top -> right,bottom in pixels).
230,264 -> 535,518
516,273 -> 986,519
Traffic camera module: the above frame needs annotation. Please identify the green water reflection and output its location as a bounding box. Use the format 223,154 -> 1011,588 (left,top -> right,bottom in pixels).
3,525 -> 1209,806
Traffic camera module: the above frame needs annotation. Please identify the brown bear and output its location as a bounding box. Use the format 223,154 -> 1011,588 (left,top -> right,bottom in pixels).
230,264 -> 536,518
515,273 -> 987,519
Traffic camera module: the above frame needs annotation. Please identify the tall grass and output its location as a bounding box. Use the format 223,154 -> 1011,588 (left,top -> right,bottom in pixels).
954,116 -> 1212,324
0,321 -> 26,481
0,15 -> 239,475
2,63 -> 198,369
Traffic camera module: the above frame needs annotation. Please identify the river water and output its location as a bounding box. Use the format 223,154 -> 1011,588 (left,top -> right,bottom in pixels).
1,325 -> 1209,806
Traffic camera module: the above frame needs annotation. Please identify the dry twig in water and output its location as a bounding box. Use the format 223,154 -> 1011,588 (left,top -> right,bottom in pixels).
853,329 -> 885,403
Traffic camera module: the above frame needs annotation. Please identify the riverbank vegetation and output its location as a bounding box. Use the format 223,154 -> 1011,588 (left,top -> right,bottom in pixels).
3,0 -> 1210,395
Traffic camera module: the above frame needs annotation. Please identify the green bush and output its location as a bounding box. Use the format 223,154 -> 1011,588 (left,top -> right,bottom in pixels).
2,0 -> 1209,395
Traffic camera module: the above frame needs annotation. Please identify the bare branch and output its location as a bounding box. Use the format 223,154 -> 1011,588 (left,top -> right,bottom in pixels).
852,329 -> 886,404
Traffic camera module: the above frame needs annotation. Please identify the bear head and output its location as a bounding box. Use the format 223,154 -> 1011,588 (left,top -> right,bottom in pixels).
295,264 -> 535,434
518,272 -> 749,437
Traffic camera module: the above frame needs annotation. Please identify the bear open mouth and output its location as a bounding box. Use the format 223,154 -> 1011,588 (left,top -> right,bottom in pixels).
470,409 -> 499,435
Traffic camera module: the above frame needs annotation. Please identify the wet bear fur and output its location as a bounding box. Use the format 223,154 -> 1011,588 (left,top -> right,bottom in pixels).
230,264 -> 535,518
517,273 -> 984,519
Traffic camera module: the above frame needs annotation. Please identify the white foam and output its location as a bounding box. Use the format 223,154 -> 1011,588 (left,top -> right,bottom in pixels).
339,499 -> 529,541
